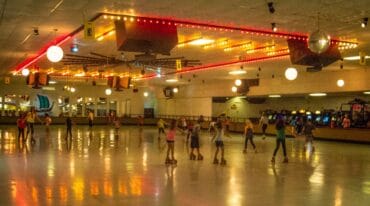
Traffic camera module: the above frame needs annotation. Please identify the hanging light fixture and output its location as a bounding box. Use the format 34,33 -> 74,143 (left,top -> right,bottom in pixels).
271,23 -> 277,32
285,67 -> 298,80
308,13 -> 330,54
361,17 -> 368,28
143,92 -> 149,97
235,79 -> 242,86
47,29 -> 64,63
173,87 -> 178,93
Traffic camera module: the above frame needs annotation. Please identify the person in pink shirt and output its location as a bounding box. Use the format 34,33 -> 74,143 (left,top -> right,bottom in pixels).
342,114 -> 351,129
165,119 -> 177,165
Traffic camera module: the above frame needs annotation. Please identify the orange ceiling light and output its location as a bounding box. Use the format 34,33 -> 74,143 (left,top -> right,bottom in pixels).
224,42 -> 253,52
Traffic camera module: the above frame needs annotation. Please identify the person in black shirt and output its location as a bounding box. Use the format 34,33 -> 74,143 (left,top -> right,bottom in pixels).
66,116 -> 73,139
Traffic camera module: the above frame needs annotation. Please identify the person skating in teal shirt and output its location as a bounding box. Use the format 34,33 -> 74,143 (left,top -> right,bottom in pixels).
271,118 -> 288,163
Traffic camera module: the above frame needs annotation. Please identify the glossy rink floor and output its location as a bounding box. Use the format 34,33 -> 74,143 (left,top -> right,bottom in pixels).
0,126 -> 369,206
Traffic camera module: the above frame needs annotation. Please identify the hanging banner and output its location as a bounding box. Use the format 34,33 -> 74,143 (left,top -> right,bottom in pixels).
84,21 -> 95,40
176,59 -> 182,71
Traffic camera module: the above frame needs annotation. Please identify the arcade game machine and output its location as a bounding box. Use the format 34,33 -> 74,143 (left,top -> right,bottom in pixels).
306,111 -> 313,121
321,110 -> 334,126
262,109 -> 277,124
314,110 -> 322,125
280,110 -> 291,122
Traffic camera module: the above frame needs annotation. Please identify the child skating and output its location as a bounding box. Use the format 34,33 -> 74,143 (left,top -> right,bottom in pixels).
165,119 -> 177,165
243,119 -> 257,153
212,122 -> 226,165
189,120 -> 203,160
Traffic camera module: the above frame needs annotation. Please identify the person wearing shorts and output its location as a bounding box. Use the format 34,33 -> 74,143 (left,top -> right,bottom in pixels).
212,122 -> 226,164
189,120 -> 203,160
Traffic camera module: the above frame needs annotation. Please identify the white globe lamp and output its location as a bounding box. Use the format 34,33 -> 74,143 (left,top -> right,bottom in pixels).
21,68 -> 30,76
285,67 -> 298,81
231,86 -> 237,93
46,45 -> 64,62
105,88 -> 112,95
235,79 -> 242,86
337,79 -> 345,87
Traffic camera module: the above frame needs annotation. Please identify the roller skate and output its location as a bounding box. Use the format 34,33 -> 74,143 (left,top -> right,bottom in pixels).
220,158 -> 227,165
197,154 -> 203,160
171,159 -> 177,165
189,153 -> 196,160
165,158 -> 171,165
213,158 -> 219,164
283,157 -> 289,163
271,157 -> 275,164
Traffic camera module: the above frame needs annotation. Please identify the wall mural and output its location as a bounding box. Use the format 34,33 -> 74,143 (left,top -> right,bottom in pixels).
35,94 -> 54,114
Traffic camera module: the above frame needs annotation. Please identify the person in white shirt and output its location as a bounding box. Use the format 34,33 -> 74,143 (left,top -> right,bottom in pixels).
259,113 -> 269,139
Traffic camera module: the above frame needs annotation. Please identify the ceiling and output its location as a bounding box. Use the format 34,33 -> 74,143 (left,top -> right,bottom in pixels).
0,0 -> 369,86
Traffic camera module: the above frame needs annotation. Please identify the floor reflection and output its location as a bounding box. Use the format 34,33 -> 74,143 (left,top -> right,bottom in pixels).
0,125 -> 369,205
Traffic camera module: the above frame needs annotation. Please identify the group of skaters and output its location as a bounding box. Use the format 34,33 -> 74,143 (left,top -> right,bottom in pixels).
16,107 -> 317,165
157,112 -> 318,166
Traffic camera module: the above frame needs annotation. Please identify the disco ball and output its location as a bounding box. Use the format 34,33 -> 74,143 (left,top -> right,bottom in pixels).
308,30 -> 330,54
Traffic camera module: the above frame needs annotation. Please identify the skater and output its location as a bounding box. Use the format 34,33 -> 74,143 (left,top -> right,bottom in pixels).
165,119 -> 177,165
44,113 -> 52,132
224,116 -> 231,137
189,120 -> 203,160
25,107 -> 41,144
16,113 -> 26,142
303,120 -> 316,152
66,116 -> 73,139
88,110 -> 94,129
243,119 -> 257,153
208,118 -> 217,138
259,113 -> 269,139
186,121 -> 194,142
212,121 -> 226,165
180,117 -> 187,134
342,114 -> 351,129
271,118 -> 288,163
157,118 -> 167,139
114,116 -> 121,136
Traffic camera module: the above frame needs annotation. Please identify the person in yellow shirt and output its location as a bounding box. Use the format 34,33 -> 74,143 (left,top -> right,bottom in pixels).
25,107 -> 42,144
157,119 -> 167,139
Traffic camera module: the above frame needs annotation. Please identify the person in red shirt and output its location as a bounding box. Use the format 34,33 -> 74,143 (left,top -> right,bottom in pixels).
342,114 -> 351,129
16,113 -> 26,142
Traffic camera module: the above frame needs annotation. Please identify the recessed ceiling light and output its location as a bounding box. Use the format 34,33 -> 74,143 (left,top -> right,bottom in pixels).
166,79 -> 178,83
229,70 -> 247,75
268,94 -> 281,98
309,93 -> 327,97
364,91 -> 370,95
343,56 -> 370,61
188,38 -> 215,45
